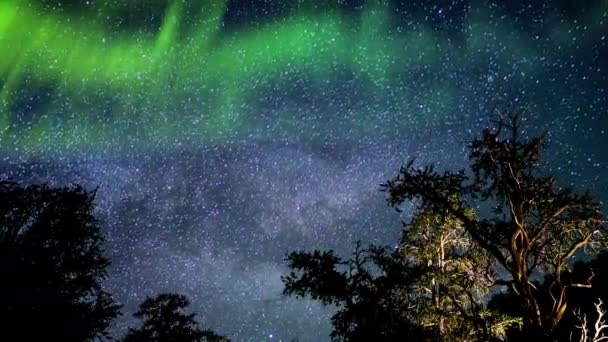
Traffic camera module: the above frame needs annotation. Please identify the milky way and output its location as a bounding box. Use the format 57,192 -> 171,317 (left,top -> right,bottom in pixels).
1,1 -> 607,340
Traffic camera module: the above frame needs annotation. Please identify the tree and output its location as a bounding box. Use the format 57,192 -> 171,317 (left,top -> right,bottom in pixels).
562,252 -> 608,340
283,243 -> 428,341
397,209 -> 518,341
283,211 -> 514,341
0,181 -> 121,341
489,251 -> 608,340
570,299 -> 608,342
123,293 -> 228,342
283,112 -> 605,340
382,112 -> 606,339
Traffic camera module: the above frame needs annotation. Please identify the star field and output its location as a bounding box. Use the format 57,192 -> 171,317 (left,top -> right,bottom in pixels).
0,1 -> 607,341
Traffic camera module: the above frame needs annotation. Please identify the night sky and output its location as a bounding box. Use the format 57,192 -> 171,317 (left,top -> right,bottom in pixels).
1,0 -> 607,340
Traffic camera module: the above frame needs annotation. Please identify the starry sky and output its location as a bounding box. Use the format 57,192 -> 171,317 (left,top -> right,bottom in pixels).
0,0 -> 607,341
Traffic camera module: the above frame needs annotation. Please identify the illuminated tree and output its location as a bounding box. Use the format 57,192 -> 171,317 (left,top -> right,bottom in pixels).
284,112 -> 605,340
283,209 -> 515,341
398,209 -> 518,341
383,112 -> 606,338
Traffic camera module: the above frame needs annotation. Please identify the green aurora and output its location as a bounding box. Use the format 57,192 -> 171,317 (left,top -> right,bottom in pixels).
0,0 -> 606,152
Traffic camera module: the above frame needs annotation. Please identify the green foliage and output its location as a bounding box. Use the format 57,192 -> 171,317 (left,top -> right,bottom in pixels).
399,210 -> 511,341
383,112 -> 606,338
123,293 -> 229,342
0,180 -> 121,341
283,112 -> 606,341
282,213 -> 515,341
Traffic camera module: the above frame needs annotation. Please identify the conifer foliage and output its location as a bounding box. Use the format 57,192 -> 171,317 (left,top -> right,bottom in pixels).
124,293 -> 229,342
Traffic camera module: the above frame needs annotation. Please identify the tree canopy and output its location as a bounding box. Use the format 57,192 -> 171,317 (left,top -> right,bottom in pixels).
0,181 -> 121,341
383,113 -> 605,338
123,293 -> 229,342
284,243 -> 428,341
283,113 -> 606,341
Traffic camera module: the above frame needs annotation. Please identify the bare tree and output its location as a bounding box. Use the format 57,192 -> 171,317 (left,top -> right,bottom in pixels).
571,299 -> 608,342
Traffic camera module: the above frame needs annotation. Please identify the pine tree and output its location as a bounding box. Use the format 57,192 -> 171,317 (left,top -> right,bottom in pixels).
124,293 -> 228,342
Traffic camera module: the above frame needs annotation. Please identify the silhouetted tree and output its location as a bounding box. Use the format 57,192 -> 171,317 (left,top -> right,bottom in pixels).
382,112 -> 606,339
283,242 -> 428,341
123,293 -> 228,342
0,181 -> 120,341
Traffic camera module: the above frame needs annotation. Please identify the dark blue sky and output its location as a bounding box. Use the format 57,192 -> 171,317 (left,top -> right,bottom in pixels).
1,1 -> 606,340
